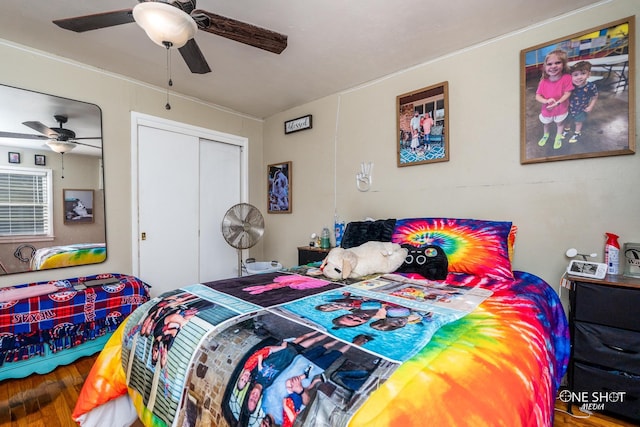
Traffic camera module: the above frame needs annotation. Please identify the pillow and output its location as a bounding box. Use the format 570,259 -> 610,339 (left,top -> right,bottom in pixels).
340,219 -> 396,249
396,244 -> 448,280
391,218 -> 515,279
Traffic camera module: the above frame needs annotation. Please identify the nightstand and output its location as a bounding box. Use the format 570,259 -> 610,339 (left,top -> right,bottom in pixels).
568,274 -> 640,422
297,246 -> 330,265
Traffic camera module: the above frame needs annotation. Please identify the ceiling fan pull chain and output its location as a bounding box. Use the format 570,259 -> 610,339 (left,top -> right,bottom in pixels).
60,152 -> 65,179
164,41 -> 173,110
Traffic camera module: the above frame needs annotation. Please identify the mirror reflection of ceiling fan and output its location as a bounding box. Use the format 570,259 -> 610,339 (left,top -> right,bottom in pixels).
0,115 -> 101,153
52,0 -> 288,74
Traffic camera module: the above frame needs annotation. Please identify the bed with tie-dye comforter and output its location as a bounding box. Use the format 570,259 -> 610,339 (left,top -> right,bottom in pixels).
73,218 -> 570,427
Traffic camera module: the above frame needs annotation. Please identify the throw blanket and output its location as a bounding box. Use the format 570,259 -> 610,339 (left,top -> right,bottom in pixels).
0,273 -> 149,366
74,271 -> 569,427
30,243 -> 106,270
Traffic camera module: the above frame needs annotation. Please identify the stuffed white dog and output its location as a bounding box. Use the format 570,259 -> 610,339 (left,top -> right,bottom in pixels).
320,241 -> 408,280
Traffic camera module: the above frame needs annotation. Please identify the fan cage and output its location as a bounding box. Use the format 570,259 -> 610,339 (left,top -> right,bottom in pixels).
221,203 -> 265,276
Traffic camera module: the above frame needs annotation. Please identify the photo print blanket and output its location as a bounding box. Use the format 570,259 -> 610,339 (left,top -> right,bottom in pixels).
74,270 -> 569,427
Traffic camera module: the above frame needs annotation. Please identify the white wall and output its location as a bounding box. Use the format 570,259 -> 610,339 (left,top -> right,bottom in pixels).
262,0 -> 639,300
0,40 -> 264,287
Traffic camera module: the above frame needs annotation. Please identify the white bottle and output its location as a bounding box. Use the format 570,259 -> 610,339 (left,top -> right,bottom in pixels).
605,232 -> 620,275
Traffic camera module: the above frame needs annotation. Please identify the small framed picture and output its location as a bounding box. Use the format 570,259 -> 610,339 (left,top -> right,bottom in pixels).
267,161 -> 292,213
284,114 -> 312,134
64,189 -> 95,224
35,154 -> 46,166
8,152 -> 20,164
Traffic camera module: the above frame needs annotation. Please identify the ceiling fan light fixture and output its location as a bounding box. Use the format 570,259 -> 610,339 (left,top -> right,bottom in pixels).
133,2 -> 196,49
46,140 -> 76,153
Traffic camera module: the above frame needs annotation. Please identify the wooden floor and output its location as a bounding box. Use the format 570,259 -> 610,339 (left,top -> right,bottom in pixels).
0,354 -> 98,427
0,354 -> 637,426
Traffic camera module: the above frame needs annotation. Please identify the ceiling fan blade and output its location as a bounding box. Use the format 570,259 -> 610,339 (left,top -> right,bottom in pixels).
72,141 -> 101,149
0,131 -> 48,140
73,137 -> 103,140
178,39 -> 212,74
193,10 -> 287,54
22,121 -> 59,138
53,9 -> 135,32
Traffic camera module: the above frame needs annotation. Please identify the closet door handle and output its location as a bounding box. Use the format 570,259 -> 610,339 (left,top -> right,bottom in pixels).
603,343 -> 637,354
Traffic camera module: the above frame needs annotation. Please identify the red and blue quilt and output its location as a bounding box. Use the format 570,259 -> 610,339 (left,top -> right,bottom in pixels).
0,273 -> 150,365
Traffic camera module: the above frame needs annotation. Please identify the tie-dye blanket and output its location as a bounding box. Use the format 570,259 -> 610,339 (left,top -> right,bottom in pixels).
73,270 -> 569,427
30,243 -> 106,270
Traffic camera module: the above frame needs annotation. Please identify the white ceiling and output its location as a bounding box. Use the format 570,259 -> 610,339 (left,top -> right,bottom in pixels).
0,0 -> 603,119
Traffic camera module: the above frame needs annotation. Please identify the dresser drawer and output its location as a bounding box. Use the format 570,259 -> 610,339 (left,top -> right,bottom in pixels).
574,282 -> 640,331
574,322 -> 640,375
573,362 -> 640,421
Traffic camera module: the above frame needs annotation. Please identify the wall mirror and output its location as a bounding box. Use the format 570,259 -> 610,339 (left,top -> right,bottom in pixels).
0,83 -> 105,275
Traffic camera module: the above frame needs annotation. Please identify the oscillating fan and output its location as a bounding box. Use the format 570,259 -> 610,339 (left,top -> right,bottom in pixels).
221,203 -> 265,277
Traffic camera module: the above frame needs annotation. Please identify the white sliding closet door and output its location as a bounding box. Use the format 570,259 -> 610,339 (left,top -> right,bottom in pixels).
138,125 -> 200,290
199,139 -> 241,281
136,125 -> 242,295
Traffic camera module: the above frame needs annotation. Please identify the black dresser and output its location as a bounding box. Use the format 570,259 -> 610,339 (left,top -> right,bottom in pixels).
568,275 -> 640,422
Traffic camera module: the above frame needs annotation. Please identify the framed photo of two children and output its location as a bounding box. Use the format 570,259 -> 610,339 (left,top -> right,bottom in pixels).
520,16 -> 635,164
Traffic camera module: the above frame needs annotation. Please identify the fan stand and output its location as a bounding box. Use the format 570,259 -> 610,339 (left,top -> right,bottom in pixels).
234,216 -> 255,276
236,248 -> 244,277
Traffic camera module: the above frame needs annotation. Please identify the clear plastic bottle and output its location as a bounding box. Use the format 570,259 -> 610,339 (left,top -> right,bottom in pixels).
321,227 -> 331,249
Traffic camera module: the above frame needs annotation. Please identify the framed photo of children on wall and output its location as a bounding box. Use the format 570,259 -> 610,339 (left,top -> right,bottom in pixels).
267,161 -> 291,214
397,81 -> 449,167
520,16 -> 635,164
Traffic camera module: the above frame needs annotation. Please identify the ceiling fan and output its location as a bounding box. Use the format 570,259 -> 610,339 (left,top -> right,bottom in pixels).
0,115 -> 101,153
52,0 -> 288,74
